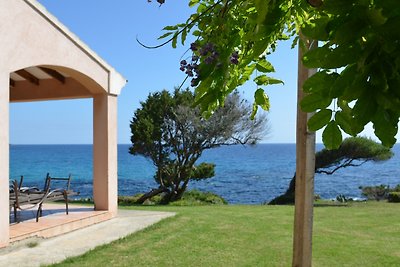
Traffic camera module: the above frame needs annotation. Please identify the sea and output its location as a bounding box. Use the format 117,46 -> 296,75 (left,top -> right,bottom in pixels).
9,144 -> 400,204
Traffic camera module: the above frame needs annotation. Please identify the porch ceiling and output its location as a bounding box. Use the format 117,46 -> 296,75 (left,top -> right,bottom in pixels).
9,66 -> 92,102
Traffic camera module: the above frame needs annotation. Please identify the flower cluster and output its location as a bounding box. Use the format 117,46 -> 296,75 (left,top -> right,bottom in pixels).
198,42 -> 220,64
230,51 -> 239,65
180,58 -> 200,87
180,42 -> 239,87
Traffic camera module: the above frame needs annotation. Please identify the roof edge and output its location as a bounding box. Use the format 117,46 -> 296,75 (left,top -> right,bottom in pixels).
23,0 -> 127,95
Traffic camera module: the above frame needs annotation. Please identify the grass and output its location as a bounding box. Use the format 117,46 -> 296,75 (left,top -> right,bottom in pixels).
51,202 -> 400,267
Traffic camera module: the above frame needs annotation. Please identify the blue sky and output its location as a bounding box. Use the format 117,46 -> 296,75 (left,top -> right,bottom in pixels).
10,1 -> 398,144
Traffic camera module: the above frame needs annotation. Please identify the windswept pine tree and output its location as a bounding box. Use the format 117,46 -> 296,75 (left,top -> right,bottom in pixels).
269,137 -> 393,205
130,89 -> 269,204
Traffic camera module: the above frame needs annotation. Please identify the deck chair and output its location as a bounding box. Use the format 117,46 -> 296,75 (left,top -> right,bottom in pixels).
10,173 -> 79,222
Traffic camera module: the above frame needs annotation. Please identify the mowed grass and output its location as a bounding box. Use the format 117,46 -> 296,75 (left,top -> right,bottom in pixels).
51,202 -> 400,267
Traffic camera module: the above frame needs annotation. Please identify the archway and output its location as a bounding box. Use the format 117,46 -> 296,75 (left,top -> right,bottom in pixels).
0,0 -> 126,247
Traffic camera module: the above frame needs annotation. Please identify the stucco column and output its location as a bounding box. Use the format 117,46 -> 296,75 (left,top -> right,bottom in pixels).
0,73 -> 10,248
93,94 -> 118,216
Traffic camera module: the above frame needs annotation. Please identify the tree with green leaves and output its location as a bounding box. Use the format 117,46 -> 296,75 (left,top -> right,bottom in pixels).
130,89 -> 268,204
145,1 -> 399,265
269,137 -> 393,205
146,0 -> 400,149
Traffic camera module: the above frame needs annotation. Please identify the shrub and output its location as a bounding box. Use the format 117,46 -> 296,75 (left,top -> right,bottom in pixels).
170,190 -> 227,206
392,184 -> 400,192
359,185 -> 389,201
118,194 -> 162,206
118,190 -> 226,206
388,192 -> 400,203
118,195 -> 140,206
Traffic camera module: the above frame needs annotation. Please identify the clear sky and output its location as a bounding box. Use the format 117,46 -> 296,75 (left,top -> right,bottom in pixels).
10,0 -> 399,144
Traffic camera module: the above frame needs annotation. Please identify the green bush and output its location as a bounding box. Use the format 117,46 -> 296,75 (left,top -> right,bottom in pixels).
392,184 -> 400,192
118,190 -> 226,206
170,190 -> 227,206
118,194 -> 162,206
388,192 -> 400,203
359,185 -> 389,201
359,184 -> 400,202
118,195 -> 140,206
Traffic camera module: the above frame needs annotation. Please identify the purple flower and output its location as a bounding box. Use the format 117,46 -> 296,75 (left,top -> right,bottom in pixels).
230,57 -> 239,65
191,78 -> 199,87
190,42 -> 198,51
185,70 -> 194,77
230,51 -> 239,65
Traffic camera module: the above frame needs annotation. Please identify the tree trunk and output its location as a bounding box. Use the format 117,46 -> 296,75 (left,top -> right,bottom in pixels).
292,34 -> 317,267
135,187 -> 169,204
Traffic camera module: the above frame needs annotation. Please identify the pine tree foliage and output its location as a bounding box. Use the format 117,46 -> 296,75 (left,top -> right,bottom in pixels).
130,89 -> 268,203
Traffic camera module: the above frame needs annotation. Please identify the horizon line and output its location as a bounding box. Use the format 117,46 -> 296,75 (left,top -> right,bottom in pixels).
10,142 -> 399,146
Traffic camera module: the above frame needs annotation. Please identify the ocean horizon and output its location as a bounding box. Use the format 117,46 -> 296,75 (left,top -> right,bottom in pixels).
10,143 -> 400,204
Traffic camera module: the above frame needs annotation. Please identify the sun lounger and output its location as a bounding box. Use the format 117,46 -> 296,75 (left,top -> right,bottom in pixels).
9,173 -> 79,222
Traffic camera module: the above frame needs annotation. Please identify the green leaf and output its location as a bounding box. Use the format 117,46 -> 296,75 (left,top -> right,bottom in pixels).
251,39 -> 269,59
353,91 -> 377,125
323,0 -> 354,15
323,121 -> 343,150
267,78 -> 284,85
171,35 -> 178,48
302,46 -> 330,68
372,108 -> 398,147
300,93 -> 332,113
189,0 -> 199,7
323,44 -> 361,69
335,111 -> 358,136
239,63 -> 256,85
255,0 -> 270,24
302,17 -> 330,41
254,88 -> 270,111
162,25 -> 178,31
303,71 -> 339,95
308,109 -> 332,131
192,30 -> 201,36
334,19 -> 367,45
157,32 -> 173,40
181,28 -> 187,45
330,65 -> 357,98
256,59 -> 275,73
254,75 -> 283,86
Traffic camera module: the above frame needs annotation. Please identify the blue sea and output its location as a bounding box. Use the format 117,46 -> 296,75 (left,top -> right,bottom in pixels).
9,144 -> 400,204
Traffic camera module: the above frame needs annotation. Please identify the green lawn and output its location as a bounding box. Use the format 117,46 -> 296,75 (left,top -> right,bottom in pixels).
51,202 -> 400,267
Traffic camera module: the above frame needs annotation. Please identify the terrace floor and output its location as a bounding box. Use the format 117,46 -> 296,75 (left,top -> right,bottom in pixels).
1,204 -> 175,267
9,203 -> 110,243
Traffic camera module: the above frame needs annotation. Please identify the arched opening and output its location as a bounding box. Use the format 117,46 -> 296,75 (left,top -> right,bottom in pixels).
5,64 -> 120,245
0,0 -> 125,248
9,65 -> 103,102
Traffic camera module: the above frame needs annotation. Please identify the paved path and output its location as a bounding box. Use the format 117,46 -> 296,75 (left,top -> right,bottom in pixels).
0,209 -> 175,267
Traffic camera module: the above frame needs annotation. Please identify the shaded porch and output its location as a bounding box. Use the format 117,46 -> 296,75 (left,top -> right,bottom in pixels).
1,0 -> 126,247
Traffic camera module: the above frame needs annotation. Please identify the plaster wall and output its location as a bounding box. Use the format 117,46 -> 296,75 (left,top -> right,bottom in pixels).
93,95 -> 118,216
0,72 -> 10,248
0,0 -> 109,95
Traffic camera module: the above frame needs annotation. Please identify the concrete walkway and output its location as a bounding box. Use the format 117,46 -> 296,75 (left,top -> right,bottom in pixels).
0,209 -> 175,267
